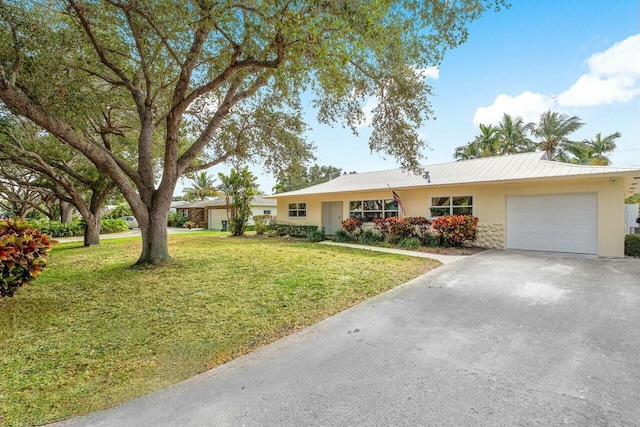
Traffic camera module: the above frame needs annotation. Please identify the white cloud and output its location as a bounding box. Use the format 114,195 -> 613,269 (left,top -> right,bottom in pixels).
557,74 -> 639,106
414,66 -> 440,80
472,91 -> 556,126
356,96 -> 378,128
473,34 -> 640,123
588,34 -> 640,77
557,34 -> 640,107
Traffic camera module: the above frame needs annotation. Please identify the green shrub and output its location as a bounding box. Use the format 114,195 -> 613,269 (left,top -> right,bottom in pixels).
624,234 -> 640,257
105,203 -> 132,219
358,229 -> 382,245
271,220 -> 318,238
30,220 -> 84,237
306,230 -> 325,243
431,215 -> 479,247
422,233 -> 440,247
168,212 -> 188,228
100,218 -> 129,234
398,237 -> 421,250
333,230 -> 351,243
385,234 -> 402,245
253,215 -> 271,235
1,218 -> 56,297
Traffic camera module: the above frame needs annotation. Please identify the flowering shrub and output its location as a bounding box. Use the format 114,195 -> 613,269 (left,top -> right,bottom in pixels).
431,215 -> 478,247
372,218 -> 389,238
1,218 -> 56,297
385,217 -> 414,238
341,217 -> 363,237
373,217 -> 431,240
405,217 -> 432,239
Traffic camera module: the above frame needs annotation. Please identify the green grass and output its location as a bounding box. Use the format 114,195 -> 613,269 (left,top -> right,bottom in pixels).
0,234 -> 439,426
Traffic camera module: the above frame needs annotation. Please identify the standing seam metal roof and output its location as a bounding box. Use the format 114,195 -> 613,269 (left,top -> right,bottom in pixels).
270,152 -> 640,197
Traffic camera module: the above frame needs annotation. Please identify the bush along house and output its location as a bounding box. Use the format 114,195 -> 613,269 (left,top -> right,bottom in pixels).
269,152 -> 640,257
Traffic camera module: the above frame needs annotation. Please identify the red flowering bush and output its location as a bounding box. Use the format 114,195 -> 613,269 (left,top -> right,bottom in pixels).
385,217 -> 414,238
372,218 -> 389,238
341,217 -> 363,237
431,215 -> 478,247
373,217 -> 432,240
406,217 -> 432,239
1,218 -> 56,298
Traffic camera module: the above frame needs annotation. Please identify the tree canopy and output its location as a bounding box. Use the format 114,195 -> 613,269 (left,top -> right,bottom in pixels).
0,0 -> 505,264
276,163 -> 344,192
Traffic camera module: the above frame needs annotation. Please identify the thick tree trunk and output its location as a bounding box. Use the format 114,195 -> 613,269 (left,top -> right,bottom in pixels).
137,205 -> 170,265
83,214 -> 101,246
60,202 -> 74,223
135,193 -> 172,265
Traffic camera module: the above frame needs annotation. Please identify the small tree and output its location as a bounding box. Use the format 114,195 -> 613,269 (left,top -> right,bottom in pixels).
218,168 -> 258,236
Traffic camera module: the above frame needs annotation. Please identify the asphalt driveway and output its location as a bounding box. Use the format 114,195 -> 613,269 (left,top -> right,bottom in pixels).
56,251 -> 640,426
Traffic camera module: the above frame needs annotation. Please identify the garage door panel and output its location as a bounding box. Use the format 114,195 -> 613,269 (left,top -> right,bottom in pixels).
507,194 -> 597,254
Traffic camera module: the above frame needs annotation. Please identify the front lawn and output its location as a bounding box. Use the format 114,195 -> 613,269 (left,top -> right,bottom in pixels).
0,233 -> 439,426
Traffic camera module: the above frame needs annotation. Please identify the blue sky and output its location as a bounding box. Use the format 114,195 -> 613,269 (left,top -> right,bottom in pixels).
182,0 -> 640,195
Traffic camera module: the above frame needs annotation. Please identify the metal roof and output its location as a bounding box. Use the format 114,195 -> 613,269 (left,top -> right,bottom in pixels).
270,152 -> 640,197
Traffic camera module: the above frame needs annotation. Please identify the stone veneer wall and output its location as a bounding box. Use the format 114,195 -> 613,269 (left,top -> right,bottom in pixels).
475,223 -> 505,249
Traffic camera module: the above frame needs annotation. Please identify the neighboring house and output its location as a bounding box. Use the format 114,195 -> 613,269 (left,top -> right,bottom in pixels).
170,200 -> 189,213
269,152 -> 640,257
178,195 -> 277,230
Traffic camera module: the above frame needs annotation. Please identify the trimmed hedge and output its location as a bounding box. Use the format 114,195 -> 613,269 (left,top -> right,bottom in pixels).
625,234 -> 640,257
1,218 -> 56,297
100,218 -> 129,234
29,218 -> 129,237
271,220 -> 318,238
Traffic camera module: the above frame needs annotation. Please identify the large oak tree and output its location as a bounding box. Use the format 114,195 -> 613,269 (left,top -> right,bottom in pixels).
0,0 -> 504,264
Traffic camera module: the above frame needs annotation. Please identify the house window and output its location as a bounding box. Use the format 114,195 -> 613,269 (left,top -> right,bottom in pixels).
179,209 -> 188,218
430,195 -> 473,217
263,210 -> 271,215
287,203 -> 306,218
349,199 -> 399,222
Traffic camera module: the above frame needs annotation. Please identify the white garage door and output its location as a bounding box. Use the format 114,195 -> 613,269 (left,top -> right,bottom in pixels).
506,193 -> 597,254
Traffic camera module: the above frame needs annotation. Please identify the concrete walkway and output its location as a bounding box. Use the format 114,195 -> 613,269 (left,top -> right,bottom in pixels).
54,251 -> 640,426
319,240 -> 467,264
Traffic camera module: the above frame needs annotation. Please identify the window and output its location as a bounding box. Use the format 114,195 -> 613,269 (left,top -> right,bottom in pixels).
430,195 -> 473,217
263,210 -> 271,215
287,203 -> 306,218
349,199 -> 399,222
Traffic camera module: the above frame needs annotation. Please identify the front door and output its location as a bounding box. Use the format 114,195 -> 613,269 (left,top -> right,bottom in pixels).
322,202 -> 343,235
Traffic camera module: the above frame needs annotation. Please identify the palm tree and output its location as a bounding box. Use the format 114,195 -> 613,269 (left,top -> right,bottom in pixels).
271,183 -> 285,194
473,124 -> 499,157
183,171 -> 218,201
583,132 -> 621,165
454,124 -> 498,161
495,113 -> 534,155
532,110 -> 584,160
564,141 -> 593,165
454,142 -> 481,161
